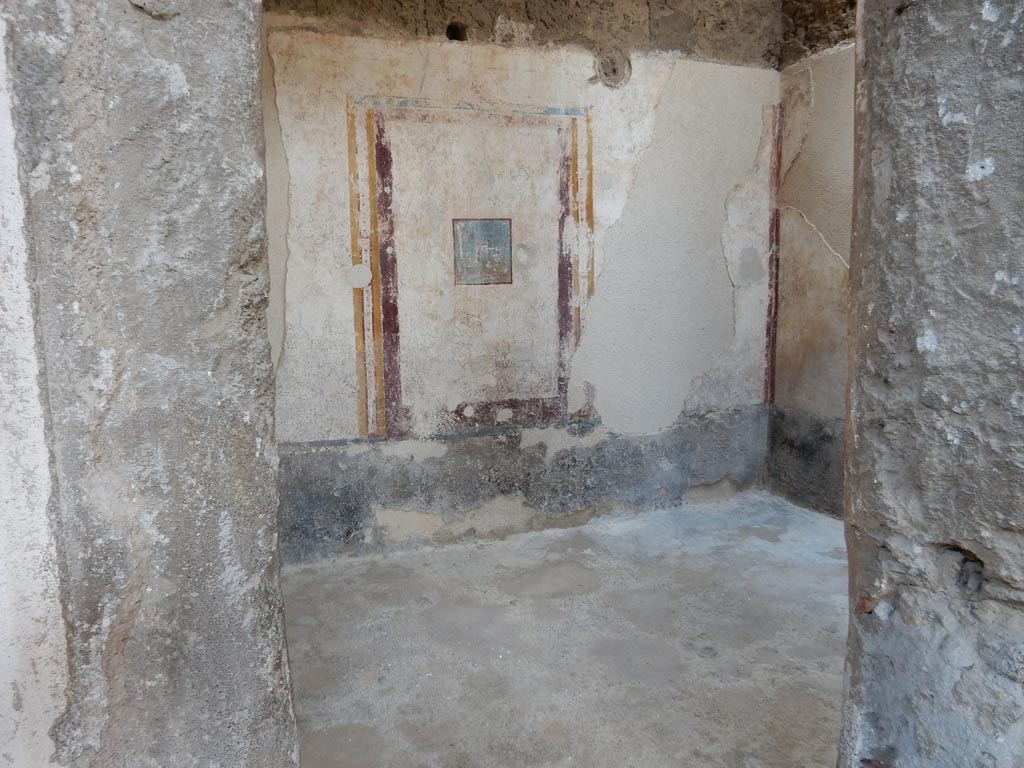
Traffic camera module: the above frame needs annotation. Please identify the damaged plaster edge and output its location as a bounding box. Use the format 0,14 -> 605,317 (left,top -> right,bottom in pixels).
0,15 -> 71,765
579,57 -> 676,310
263,31 -> 293,381
781,205 -> 849,267
782,39 -> 855,71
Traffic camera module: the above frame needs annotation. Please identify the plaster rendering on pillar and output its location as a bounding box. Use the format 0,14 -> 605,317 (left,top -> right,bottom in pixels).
0,0 -> 1020,766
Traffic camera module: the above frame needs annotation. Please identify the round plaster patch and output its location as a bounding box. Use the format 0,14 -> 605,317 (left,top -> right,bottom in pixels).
349,263 -> 372,288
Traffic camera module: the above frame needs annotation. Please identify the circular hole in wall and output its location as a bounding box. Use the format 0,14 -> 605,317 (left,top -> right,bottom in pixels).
446,22 -> 468,41
594,49 -> 631,88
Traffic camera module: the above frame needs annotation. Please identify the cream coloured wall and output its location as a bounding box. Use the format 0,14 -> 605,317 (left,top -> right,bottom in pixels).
776,43 -> 854,420
266,18 -> 780,443
0,17 -> 69,764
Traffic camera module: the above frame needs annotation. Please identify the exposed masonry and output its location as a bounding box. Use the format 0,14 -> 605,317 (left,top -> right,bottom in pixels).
264,0 -> 784,68
781,0 -> 855,67
264,0 -> 857,69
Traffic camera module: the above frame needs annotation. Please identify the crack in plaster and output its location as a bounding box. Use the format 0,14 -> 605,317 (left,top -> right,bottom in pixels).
781,204 -> 849,267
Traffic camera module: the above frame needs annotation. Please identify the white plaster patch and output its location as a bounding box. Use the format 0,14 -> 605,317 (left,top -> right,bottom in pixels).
964,157 -> 996,182
916,328 -> 939,352
348,263 -> 372,289
0,21 -> 70,762
990,270 -> 1020,295
569,62 -> 778,433
938,95 -> 968,126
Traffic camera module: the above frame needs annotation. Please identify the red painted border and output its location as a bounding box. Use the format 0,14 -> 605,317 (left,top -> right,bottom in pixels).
373,116 -> 412,437
374,115 -> 574,435
763,105 -> 783,405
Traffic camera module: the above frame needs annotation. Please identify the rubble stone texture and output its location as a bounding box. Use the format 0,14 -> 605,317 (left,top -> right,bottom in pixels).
781,0 -> 855,67
4,1 -> 298,764
263,0 -> 784,67
841,1 -> 1024,765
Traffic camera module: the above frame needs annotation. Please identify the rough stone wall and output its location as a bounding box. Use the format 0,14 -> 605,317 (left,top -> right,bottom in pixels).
263,0 -> 783,68
5,2 -> 297,765
841,1 -> 1024,765
765,43 -> 853,516
781,0 -> 855,67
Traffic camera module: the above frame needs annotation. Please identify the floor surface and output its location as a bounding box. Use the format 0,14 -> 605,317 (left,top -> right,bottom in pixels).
283,492 -> 848,768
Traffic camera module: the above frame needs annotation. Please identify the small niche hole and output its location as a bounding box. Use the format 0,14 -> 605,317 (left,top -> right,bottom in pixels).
446,22 -> 468,41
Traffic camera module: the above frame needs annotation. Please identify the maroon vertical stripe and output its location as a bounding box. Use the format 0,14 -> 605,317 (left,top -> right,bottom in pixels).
374,117 -> 409,437
555,139 -> 574,417
763,105 -> 783,405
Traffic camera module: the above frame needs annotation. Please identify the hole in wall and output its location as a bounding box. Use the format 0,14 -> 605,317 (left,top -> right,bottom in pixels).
446,22 -> 468,41
594,49 -> 632,88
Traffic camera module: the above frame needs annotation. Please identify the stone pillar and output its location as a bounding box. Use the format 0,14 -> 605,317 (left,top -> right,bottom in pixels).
842,1 -> 1024,766
4,2 -> 297,765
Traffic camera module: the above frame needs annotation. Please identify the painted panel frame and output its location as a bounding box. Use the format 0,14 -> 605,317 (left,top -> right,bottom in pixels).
347,99 -> 595,438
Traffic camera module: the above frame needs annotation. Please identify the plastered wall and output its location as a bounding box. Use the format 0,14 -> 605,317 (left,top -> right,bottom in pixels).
265,18 -> 782,556
0,18 -> 69,764
766,42 -> 853,515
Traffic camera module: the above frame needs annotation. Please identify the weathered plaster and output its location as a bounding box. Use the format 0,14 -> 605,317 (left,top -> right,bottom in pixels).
266,23 -> 781,551
4,2 -> 297,764
841,1 -> 1024,764
263,0 -> 783,68
570,65 -> 778,433
0,17 -> 69,765
766,43 -> 852,515
267,24 -> 779,443
280,406 -> 768,560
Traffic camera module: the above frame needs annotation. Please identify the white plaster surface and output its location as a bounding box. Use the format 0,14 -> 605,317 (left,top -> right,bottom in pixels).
569,63 -> 778,433
775,44 -> 854,419
780,43 -> 854,263
387,117 -> 562,432
0,18 -> 69,765
266,20 -> 779,440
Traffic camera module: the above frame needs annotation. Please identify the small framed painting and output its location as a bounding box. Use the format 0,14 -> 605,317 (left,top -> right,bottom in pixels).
452,218 -> 513,285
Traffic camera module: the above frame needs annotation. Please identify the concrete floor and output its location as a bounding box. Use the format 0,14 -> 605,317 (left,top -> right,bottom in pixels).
283,492 -> 848,768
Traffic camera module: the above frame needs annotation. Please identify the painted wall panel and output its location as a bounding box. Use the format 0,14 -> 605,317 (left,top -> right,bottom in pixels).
266,20 -> 780,443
